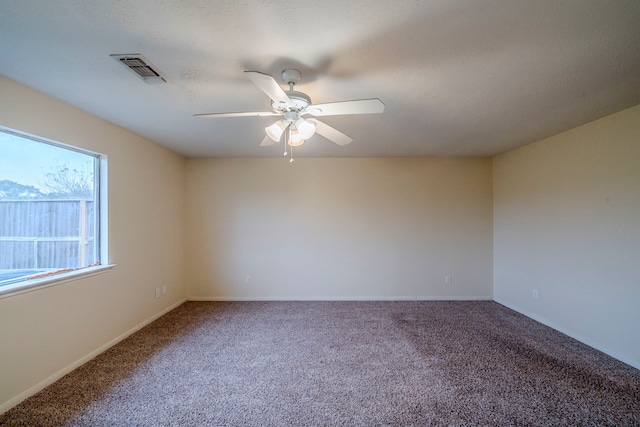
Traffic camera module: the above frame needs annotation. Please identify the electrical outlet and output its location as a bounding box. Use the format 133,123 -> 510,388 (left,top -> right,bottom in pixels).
246,275 -> 252,284
155,288 -> 161,298
445,275 -> 452,284
532,289 -> 538,299
162,285 -> 167,295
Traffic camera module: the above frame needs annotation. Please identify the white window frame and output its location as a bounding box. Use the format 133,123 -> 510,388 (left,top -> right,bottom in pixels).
0,127 -> 112,298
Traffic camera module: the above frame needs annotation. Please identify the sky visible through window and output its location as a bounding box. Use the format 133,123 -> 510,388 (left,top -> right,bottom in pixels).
0,131 -> 94,197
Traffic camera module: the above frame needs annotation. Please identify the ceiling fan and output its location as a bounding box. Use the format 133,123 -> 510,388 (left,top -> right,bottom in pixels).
194,69 -> 385,152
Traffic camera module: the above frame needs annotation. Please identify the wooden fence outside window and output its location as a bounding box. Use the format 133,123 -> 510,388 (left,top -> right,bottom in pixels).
0,199 -> 95,270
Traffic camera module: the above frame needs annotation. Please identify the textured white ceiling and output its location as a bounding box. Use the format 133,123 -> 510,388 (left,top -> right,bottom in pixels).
1,0 -> 639,158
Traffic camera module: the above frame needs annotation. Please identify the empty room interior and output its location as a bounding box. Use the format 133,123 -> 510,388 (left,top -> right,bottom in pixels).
0,1 -> 639,425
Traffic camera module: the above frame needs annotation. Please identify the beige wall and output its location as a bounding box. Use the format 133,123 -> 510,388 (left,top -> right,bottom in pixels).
0,76 -> 187,411
493,105 -> 640,369
186,157 -> 493,300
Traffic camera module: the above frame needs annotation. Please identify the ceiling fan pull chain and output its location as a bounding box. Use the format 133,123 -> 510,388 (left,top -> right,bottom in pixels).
290,143 -> 294,163
284,127 -> 288,156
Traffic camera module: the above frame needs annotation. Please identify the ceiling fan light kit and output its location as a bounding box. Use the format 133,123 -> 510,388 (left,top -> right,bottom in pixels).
195,68 -> 385,162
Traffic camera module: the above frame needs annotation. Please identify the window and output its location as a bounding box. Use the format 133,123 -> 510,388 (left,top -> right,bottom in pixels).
0,127 -> 107,295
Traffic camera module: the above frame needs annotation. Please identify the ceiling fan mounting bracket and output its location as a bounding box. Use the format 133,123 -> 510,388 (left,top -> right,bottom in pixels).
281,69 -> 301,86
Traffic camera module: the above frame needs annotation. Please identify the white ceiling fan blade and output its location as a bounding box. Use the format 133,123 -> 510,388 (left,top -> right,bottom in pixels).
306,99 -> 385,117
194,111 -> 280,118
244,71 -> 294,109
309,119 -> 353,146
259,134 -> 276,146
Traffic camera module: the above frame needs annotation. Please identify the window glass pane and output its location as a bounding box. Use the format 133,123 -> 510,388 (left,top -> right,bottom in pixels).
0,129 -> 101,287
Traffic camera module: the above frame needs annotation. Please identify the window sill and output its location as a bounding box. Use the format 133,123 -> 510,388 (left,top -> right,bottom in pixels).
0,264 -> 115,299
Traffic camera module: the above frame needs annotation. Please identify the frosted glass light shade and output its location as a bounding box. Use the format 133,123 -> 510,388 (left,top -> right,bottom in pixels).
295,118 -> 316,139
289,129 -> 305,146
265,120 -> 287,142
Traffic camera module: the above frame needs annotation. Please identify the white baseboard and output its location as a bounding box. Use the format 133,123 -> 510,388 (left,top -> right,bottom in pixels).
189,296 -> 493,301
493,297 -> 640,371
0,298 -> 187,415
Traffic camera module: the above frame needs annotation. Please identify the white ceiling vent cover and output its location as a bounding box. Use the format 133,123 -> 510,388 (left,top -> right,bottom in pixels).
111,54 -> 168,84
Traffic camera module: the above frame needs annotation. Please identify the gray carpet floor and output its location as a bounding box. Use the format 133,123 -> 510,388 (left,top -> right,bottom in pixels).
1,301 -> 638,426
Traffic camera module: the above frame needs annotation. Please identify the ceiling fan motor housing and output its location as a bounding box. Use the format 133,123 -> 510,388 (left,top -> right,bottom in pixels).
286,91 -> 311,109
270,68 -> 311,116
272,90 -> 311,115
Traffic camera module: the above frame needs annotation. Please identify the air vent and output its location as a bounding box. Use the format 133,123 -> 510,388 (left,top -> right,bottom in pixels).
110,54 -> 168,84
